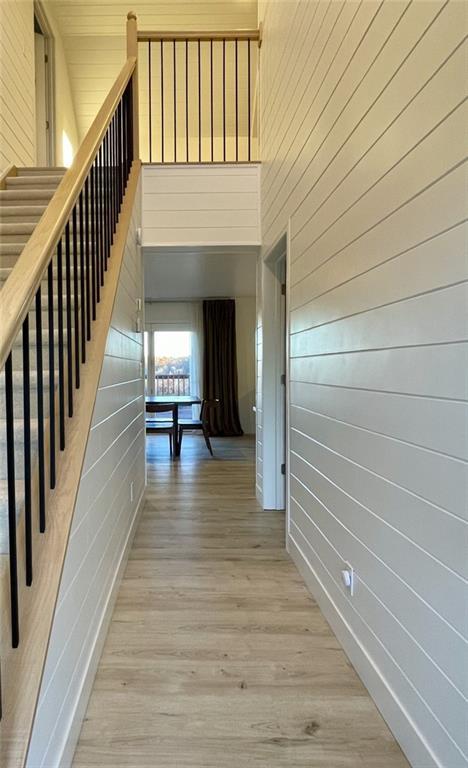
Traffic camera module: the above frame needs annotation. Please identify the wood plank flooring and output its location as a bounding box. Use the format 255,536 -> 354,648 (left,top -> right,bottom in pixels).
73,434 -> 409,768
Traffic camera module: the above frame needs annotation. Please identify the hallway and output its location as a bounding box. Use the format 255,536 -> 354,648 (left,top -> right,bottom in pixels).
73,435 -> 408,768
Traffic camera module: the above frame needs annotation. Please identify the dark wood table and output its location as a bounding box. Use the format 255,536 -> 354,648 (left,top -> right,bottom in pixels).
145,395 -> 201,456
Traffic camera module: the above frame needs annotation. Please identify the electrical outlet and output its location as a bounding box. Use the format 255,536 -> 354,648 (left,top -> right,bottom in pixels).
341,562 -> 355,596
130,480 -> 134,503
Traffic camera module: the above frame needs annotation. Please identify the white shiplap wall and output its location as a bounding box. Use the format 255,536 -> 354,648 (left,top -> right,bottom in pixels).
27,180 -> 145,768
142,163 -> 261,246
259,1 -> 468,767
0,0 -> 35,168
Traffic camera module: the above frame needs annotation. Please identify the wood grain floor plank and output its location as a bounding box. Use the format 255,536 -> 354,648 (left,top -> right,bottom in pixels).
73,435 -> 409,768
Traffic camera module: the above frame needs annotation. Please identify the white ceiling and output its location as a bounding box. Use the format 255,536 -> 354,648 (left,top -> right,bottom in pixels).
143,245 -> 258,300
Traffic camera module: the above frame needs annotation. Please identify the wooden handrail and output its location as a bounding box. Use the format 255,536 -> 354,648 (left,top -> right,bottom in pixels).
138,29 -> 260,43
0,56 -> 136,372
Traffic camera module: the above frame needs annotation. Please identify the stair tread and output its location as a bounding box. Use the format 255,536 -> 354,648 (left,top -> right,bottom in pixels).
17,167 -> 66,175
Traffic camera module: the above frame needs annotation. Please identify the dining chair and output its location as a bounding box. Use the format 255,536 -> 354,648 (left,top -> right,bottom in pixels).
178,399 -> 220,456
145,402 -> 177,457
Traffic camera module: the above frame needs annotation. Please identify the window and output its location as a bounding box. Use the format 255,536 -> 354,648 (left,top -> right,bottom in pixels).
154,331 -> 191,395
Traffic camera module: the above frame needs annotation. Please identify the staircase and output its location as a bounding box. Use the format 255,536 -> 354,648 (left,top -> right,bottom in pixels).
0,44 -> 138,763
0,168 -> 66,555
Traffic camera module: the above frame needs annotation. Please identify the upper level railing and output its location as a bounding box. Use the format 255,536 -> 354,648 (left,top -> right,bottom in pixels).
136,21 -> 261,163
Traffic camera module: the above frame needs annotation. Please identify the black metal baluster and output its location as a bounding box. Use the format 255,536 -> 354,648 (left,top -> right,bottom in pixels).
102,129 -> 110,272
35,289 -> 46,532
65,222 -> 74,414
128,80 -> 133,170
185,39 -> 189,162
161,41 -> 164,162
148,41 -> 152,162
99,145 -> 105,282
113,114 -> 118,227
79,192 -> 86,362
93,158 -> 100,304
22,317 -> 32,585
121,100 -> 125,197
173,40 -> 177,162
210,39 -> 214,162
223,39 -> 226,162
72,206 -> 80,388
118,103 -> 122,204
123,90 -> 128,182
119,100 -> 124,201
5,353 -> 19,647
90,165 -> 97,319
114,113 -> 118,224
48,260 -> 56,490
107,127 -> 111,261
84,176 -> 91,337
109,120 -> 115,234
248,40 -> 251,162
235,39 -> 238,162
114,113 -> 117,221
127,82 -> 132,173
56,240 -> 65,451
198,39 -> 201,162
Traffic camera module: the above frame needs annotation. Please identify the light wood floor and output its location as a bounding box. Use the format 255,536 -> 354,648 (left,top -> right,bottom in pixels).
73,434 -> 409,768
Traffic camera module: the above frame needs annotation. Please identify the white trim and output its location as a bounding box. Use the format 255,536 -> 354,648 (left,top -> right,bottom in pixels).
285,218 -> 292,543
34,1 -> 56,166
260,231 -> 288,510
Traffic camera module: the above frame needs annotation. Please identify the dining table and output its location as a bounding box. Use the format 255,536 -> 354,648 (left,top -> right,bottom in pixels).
145,394 -> 201,457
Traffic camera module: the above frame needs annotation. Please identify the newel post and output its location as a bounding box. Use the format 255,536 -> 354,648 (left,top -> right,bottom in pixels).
127,11 -> 140,160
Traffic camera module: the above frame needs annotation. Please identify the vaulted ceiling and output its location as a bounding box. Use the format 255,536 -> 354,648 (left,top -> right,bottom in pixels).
49,1 -> 258,140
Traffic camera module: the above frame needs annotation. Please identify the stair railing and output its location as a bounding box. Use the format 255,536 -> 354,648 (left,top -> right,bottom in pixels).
0,12 -> 139,719
136,18 -> 261,162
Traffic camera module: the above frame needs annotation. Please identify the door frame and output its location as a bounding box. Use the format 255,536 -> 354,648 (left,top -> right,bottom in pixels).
34,2 -> 56,165
260,223 -> 290,514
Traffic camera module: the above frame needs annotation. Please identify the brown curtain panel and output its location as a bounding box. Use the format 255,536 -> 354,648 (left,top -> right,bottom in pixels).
203,299 -> 243,436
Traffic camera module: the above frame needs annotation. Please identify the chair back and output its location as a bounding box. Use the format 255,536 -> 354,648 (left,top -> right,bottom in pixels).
200,398 -> 220,426
146,402 -> 177,417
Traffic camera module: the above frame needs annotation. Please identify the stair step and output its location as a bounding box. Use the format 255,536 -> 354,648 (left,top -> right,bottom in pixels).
0,419 -> 39,482
0,206 -> 47,222
0,241 -> 100,267
0,189 -> 55,206
0,376 -> 52,419
16,167 -> 66,176
6,175 -> 65,189
0,267 -> 82,283
0,222 -> 36,244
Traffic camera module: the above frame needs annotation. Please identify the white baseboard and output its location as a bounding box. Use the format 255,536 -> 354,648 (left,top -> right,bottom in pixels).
55,487 -> 146,768
288,533 -> 440,768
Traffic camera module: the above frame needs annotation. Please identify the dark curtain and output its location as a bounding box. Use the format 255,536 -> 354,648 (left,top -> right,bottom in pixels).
203,299 -> 243,436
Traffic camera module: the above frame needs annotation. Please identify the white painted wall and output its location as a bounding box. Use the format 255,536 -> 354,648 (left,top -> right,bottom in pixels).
142,163 -> 261,246
27,180 -> 145,768
0,0 -> 35,168
0,0 -> 79,171
258,1 -> 468,766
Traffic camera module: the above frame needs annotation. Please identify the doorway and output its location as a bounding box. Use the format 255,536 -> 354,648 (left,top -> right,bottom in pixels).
34,5 -> 54,165
260,232 -> 289,512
